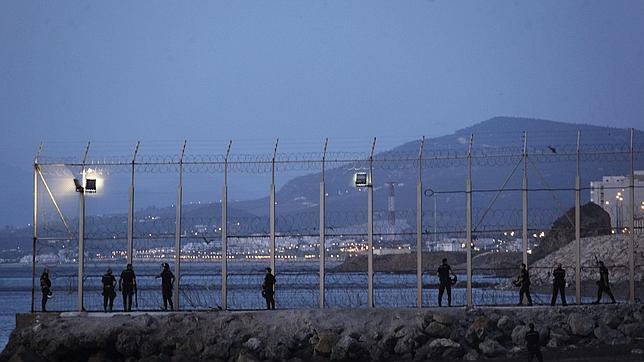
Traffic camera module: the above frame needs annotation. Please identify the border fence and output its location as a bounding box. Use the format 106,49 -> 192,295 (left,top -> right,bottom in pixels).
30,129 -> 643,312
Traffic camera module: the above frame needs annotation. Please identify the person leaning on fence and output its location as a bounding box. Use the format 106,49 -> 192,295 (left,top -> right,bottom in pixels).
437,258 -> 456,307
40,266 -> 52,312
514,263 -> 533,306
119,263 -> 137,312
101,267 -> 117,312
550,263 -> 567,306
262,267 -> 276,310
593,260 -> 616,304
525,323 -> 543,362
156,262 -> 175,311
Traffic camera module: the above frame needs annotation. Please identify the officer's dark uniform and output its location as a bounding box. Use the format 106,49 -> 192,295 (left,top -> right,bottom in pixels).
550,266 -> 567,306
40,270 -> 51,312
595,264 -> 616,304
119,265 -> 136,312
101,270 -> 116,312
263,270 -> 276,310
437,263 -> 452,307
518,267 -> 533,306
525,328 -> 543,362
158,265 -> 175,310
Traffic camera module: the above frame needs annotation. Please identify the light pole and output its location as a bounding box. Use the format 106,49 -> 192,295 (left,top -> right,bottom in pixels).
616,192 -> 624,232
73,178 -> 85,312
423,188 -> 440,245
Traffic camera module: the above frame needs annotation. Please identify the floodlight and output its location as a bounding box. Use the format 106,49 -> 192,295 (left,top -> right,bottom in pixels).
354,172 -> 369,187
85,179 -> 97,193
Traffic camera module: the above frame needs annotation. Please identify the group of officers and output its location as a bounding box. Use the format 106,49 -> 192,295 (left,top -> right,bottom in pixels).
436,258 -> 616,307
39,262 -> 175,312
40,258 -> 617,312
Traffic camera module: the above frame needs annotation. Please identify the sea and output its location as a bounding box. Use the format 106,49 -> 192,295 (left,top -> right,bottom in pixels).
0,261 -> 550,351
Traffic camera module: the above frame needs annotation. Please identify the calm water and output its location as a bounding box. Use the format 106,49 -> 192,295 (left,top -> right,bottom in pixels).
0,262 -> 547,351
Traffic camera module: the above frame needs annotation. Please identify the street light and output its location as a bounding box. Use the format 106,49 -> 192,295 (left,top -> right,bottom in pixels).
73,177 -> 86,312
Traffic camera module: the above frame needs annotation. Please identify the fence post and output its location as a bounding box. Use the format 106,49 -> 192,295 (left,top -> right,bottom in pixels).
173,140 -> 186,310
575,131 -> 581,304
466,135 -> 473,308
222,141 -> 232,310
368,137 -> 376,308
270,139 -> 278,281
32,144 -> 42,313
417,136 -> 425,308
127,142 -> 140,266
522,132 -> 529,268
78,142 -> 90,312
629,128 -> 635,304
320,138 -> 328,308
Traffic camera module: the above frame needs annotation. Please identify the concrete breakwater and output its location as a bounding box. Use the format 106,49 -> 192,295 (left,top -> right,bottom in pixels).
2,306 -> 644,361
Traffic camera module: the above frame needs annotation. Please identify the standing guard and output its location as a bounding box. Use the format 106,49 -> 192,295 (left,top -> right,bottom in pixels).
514,263 -> 533,306
119,263 -> 137,312
550,264 -> 567,306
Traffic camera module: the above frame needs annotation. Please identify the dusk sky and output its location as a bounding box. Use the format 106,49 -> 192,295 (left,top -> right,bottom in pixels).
1,1 -> 644,227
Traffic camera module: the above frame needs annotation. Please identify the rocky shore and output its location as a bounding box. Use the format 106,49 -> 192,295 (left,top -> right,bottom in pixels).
2,305 -> 644,361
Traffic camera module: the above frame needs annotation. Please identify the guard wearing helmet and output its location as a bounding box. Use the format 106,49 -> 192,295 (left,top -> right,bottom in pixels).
262,267 -> 276,310
40,266 -> 52,312
156,262 -> 175,310
119,263 -> 137,312
101,267 -> 117,312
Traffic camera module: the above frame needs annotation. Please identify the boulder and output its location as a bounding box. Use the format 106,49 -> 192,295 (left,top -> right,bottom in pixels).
511,325 -> 528,346
593,325 -> 630,346
497,315 -> 515,333
432,313 -> 453,326
465,317 -> 489,345
462,349 -> 479,361
315,332 -> 339,356
242,338 -> 262,352
618,323 -> 642,337
568,313 -> 595,336
424,321 -> 450,338
236,351 -> 259,362
394,335 -> 415,355
427,338 -> 462,359
600,313 -> 622,329
330,335 -> 359,361
478,338 -> 506,357
531,202 -> 611,260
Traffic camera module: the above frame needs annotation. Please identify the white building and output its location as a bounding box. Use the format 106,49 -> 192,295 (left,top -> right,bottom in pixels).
590,171 -> 644,230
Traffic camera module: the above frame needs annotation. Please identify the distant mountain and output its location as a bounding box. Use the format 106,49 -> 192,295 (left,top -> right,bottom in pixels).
234,117 -> 642,236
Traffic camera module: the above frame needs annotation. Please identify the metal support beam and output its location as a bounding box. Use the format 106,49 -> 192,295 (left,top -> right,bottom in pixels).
173,140 -> 186,310
36,169 -> 72,237
78,142 -> 90,312
270,139 -> 278,278
320,138 -> 328,309
575,131 -> 581,304
522,132 -> 529,267
416,136 -> 425,308
221,140 -> 232,310
127,141 -> 140,265
368,137 -> 376,308
78,192 -> 85,312
629,128 -> 635,303
31,144 -> 42,313
466,135 -> 473,308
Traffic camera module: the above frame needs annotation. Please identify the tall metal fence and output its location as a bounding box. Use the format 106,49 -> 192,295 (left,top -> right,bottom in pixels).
31,129 -> 643,312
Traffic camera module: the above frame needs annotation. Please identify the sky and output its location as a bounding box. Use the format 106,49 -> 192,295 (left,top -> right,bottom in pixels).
1,1 -> 644,226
